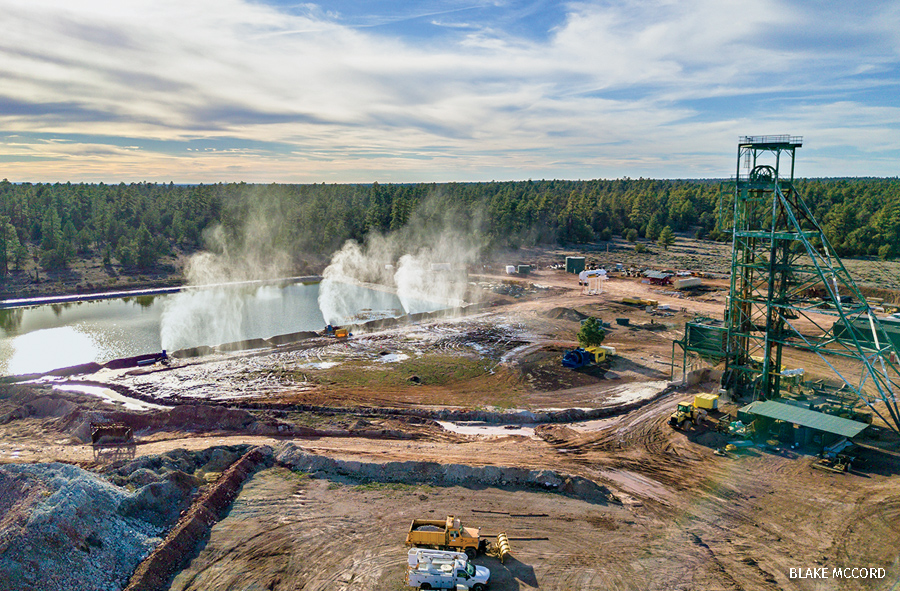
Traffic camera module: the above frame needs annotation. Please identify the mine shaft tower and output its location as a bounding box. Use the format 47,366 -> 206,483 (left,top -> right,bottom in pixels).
723,135 -> 900,434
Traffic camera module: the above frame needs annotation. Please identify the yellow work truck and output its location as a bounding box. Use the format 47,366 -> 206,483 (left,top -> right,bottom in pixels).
405,515 -> 486,559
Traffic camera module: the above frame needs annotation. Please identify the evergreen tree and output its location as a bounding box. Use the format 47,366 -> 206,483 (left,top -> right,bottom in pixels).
658,226 -> 675,250
134,223 -> 156,268
577,317 -> 606,348
645,215 -> 662,241
41,207 -> 61,252
0,223 -> 7,276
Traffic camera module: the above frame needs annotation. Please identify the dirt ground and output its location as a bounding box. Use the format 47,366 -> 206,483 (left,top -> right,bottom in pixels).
2,256 -> 900,591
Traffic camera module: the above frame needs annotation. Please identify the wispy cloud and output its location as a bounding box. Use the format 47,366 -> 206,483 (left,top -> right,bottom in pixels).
0,0 -> 897,181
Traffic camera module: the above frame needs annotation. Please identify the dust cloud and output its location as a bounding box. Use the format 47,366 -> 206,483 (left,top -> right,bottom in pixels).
160,190 -> 485,349
319,203 -> 484,325
159,210 -> 293,351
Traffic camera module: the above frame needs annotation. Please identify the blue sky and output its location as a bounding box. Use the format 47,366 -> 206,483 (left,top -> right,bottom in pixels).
1,0 -> 898,182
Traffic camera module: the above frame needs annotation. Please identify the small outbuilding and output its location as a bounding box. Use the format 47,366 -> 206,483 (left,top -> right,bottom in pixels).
643,270 -> 672,285
738,400 -> 869,449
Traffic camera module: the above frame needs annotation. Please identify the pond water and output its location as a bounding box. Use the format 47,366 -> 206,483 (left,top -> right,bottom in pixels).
0,281 -> 438,376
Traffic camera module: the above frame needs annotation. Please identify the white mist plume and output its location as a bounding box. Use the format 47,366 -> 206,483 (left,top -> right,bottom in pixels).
393,230 -> 475,312
160,206 -> 295,351
318,233 -> 398,325
318,197 -> 484,325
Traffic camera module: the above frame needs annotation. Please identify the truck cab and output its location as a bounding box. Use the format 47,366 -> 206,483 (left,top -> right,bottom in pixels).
669,402 -> 695,429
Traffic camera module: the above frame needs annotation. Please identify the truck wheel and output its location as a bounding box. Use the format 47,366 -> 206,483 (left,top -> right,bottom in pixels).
465,547 -> 477,559
472,584 -> 486,591
420,585 -> 431,590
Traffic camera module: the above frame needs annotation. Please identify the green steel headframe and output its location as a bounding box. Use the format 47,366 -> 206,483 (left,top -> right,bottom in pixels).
723,135 -> 900,434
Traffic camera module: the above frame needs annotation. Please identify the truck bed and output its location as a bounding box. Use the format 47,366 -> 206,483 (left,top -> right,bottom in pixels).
407,519 -> 448,546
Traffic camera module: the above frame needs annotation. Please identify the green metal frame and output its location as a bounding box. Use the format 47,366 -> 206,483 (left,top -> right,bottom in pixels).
723,135 -> 900,434
671,320 -> 727,381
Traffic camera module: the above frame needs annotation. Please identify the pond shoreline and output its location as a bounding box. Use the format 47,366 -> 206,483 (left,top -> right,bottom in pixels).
0,276 -> 323,309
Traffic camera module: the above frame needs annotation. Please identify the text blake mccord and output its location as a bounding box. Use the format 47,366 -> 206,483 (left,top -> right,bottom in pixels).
790,567 -> 886,579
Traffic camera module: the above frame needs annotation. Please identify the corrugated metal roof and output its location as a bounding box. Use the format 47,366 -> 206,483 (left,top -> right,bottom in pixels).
643,270 -> 671,279
740,400 -> 869,438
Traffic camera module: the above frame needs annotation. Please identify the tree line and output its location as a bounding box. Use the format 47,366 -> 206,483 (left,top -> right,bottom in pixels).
0,177 -> 898,275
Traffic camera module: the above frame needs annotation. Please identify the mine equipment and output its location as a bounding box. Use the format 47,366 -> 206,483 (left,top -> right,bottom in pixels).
561,346 -> 607,369
90,422 -> 135,459
671,319 -> 728,380
669,394 -> 718,429
669,401 -> 703,430
405,548 -> 490,590
622,297 -> 658,308
677,136 -> 900,434
136,350 -> 168,367
812,440 -> 856,473
322,325 -> 350,338
406,515 -> 486,559
408,548 -> 468,560
494,532 -> 511,564
811,456 -> 851,473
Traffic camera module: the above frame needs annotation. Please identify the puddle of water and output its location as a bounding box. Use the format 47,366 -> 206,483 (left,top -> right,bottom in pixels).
468,343 -> 490,355
436,421 -> 538,439
499,343 -> 535,364
378,353 -> 409,363
302,361 -> 340,370
2,281 -> 447,376
53,384 -> 166,411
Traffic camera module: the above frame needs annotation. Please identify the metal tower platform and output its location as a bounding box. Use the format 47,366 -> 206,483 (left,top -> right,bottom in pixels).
722,135 -> 900,434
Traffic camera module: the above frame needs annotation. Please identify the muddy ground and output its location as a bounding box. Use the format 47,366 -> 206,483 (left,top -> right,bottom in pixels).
1,257 -> 900,591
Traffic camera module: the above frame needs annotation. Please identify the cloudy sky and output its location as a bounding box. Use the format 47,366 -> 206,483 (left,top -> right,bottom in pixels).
1,0 -> 898,182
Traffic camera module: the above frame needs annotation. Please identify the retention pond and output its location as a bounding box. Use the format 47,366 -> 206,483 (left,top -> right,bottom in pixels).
0,281 -> 441,376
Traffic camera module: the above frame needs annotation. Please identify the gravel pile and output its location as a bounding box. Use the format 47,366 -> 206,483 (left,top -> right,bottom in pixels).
0,463 -> 163,591
0,447 -> 247,591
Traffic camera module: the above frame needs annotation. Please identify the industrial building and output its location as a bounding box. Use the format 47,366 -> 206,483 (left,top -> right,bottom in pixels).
738,400 -> 870,448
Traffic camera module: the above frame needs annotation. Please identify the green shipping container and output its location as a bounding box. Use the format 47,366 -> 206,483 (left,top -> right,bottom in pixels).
566,256 -> 585,274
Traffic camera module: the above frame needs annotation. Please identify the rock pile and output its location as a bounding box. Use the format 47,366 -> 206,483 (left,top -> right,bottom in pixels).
276,442 -> 611,504
0,463 -> 163,591
0,446 -> 252,591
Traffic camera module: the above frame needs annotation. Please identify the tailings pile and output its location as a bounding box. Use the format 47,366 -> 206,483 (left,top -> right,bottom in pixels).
0,463 -> 165,591
0,446 -> 250,591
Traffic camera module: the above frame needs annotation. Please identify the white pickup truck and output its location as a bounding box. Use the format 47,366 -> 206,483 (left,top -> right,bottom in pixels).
405,548 -> 490,590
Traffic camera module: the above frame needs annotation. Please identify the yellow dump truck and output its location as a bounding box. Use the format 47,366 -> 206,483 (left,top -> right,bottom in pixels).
406,515 -> 486,559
